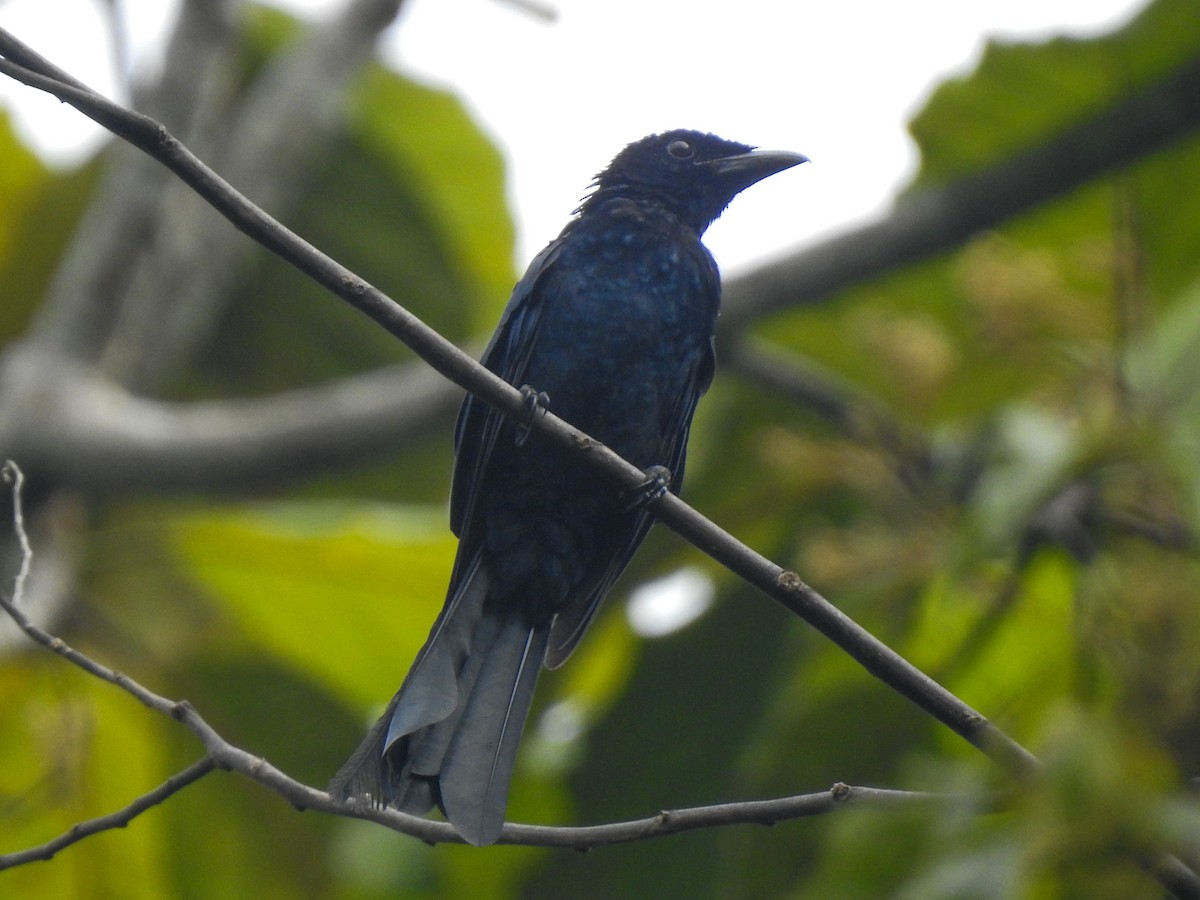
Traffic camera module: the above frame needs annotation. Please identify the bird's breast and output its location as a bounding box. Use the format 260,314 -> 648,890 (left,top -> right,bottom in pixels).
517,225 -> 716,463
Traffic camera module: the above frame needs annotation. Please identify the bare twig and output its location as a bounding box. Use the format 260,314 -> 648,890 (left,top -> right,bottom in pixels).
1,462 -> 32,603
0,478 -> 967,856
0,759 -> 216,869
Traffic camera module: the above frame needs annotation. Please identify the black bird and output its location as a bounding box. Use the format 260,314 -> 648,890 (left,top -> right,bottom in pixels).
330,130 -> 806,845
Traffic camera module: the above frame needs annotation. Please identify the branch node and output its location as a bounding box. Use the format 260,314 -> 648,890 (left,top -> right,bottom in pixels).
171,699 -> 193,721
2,460 -> 32,604
776,569 -> 807,594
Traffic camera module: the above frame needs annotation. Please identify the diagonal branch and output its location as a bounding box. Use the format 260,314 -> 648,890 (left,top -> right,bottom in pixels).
0,36 -> 1039,778
0,350 -> 461,491
17,1 -> 241,365
0,758 -> 216,869
103,0 -> 409,389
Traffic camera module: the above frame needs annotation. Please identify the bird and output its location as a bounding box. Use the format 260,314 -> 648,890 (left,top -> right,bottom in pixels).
329,129 -> 807,845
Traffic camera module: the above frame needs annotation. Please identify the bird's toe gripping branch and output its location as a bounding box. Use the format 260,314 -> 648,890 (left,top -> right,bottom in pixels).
624,465 -> 673,512
515,385 -> 551,447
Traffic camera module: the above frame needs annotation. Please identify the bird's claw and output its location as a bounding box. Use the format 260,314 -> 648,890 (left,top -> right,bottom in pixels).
624,465 -> 673,511
515,385 -> 550,447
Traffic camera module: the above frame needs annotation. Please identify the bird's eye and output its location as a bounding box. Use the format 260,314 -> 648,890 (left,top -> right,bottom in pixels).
666,140 -> 694,160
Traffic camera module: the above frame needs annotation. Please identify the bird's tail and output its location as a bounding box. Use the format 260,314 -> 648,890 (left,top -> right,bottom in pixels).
328,557 -> 549,846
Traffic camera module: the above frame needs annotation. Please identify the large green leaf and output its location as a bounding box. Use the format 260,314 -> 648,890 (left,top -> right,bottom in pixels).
909,0 -> 1200,187
169,501 -> 455,709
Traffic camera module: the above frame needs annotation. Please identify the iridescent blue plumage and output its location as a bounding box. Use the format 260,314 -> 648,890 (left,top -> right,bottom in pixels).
331,130 -> 806,845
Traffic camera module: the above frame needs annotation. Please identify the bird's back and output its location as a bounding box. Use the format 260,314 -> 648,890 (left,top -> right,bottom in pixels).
454,195 -> 720,639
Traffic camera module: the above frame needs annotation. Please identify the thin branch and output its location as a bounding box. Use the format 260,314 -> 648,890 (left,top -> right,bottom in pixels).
0,759 -> 216,870
1,462 -> 32,602
0,351 -> 461,492
3,573 -> 1194,891
0,27 -> 93,93
490,785 -> 966,848
0,508 -> 972,855
0,473 -> 956,857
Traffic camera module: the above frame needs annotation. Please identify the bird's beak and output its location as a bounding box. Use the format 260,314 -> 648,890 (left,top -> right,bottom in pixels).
707,149 -> 809,191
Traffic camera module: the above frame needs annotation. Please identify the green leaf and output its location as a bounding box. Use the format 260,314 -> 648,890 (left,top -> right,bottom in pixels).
910,550 -> 1080,737
349,63 -> 516,330
909,0 -> 1200,187
169,501 -> 456,709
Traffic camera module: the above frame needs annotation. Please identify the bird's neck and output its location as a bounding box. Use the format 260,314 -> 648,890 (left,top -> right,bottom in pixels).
574,186 -> 717,236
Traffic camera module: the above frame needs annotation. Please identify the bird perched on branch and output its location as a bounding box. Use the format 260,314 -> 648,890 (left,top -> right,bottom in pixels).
330,129 -> 807,845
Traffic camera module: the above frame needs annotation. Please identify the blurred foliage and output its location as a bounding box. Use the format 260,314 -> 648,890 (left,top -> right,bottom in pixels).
2,0 -> 1200,897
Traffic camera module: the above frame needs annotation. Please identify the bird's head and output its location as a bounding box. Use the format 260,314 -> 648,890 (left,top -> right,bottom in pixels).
578,129 -> 808,234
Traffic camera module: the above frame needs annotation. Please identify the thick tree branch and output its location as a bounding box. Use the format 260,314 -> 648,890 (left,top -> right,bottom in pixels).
18,0 -> 241,365
0,349 -> 461,491
103,0 -> 408,389
18,0 -> 407,391
719,56 -> 1200,332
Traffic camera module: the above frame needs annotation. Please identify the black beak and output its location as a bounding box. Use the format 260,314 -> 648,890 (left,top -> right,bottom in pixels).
708,149 -> 809,192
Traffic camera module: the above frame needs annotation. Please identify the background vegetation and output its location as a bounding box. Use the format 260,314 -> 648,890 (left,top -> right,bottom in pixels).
1,0 -> 1199,896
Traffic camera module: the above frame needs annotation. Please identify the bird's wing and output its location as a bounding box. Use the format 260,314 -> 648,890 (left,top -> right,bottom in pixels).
544,332 -> 717,668
449,239 -> 566,546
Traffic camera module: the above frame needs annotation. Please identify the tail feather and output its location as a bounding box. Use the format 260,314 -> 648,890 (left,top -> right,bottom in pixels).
385,558 -> 491,743
403,604 -> 501,777
440,617 -> 549,846
329,556 -> 549,846
328,558 -> 489,810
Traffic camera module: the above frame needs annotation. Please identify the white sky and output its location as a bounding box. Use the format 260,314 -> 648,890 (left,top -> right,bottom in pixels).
0,0 -> 1146,272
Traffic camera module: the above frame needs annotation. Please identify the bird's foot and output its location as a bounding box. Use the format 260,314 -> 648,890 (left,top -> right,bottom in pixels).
515,385 -> 551,447
624,465 -> 673,511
